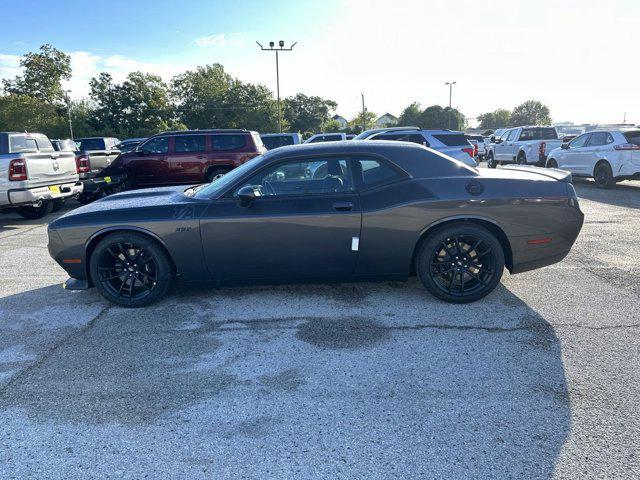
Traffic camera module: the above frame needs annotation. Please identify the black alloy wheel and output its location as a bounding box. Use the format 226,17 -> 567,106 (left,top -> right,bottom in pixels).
417,223 -> 505,303
594,162 -> 614,189
90,232 -> 172,307
487,153 -> 497,169
547,159 -> 558,169
16,200 -> 54,219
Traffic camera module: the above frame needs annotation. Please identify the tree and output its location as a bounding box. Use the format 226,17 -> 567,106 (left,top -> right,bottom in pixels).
171,64 -> 234,129
477,109 -> 511,129
283,93 -> 337,133
398,102 -> 422,127
322,119 -> 343,133
0,94 -> 68,137
348,110 -> 377,132
509,100 -> 552,126
218,80 -> 280,132
2,44 -> 71,105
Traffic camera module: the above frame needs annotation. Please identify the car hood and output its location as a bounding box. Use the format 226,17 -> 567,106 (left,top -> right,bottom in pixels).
53,185 -> 194,224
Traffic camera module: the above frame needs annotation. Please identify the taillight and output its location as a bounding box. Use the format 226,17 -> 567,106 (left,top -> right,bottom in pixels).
462,147 -> 474,158
9,159 -> 28,181
473,144 -> 478,157
75,154 -> 90,173
539,142 -> 546,156
614,143 -> 640,151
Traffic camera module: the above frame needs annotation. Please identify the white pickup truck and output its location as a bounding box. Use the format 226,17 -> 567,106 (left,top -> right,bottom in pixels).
486,126 -> 563,168
0,132 -> 82,219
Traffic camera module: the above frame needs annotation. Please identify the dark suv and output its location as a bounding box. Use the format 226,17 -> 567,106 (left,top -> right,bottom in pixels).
101,129 -> 265,189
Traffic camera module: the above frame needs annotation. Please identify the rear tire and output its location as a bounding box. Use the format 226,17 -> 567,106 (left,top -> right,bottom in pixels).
546,159 -> 558,169
517,153 -> 527,165
16,201 -> 54,219
594,161 -> 615,189
90,232 -> 173,308
207,167 -> 232,183
416,223 -> 505,303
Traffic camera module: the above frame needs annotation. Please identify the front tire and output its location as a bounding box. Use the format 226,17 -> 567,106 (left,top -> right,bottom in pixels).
487,152 -> 497,168
416,223 -> 505,303
594,162 -> 615,189
16,201 -> 54,219
90,232 -> 173,307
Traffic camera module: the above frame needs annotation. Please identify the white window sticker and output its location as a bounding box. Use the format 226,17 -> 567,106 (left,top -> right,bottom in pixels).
351,236 -> 359,251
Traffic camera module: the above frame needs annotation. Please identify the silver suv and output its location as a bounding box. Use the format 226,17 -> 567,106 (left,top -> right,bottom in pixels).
367,129 -> 477,167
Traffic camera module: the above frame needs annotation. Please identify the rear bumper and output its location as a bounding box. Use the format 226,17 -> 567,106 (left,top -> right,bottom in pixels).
4,181 -> 83,208
80,174 -> 128,194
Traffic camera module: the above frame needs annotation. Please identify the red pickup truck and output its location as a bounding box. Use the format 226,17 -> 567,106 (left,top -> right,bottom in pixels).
99,129 -> 266,191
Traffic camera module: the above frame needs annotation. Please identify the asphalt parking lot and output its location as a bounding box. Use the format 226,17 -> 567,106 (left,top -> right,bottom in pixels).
1,177 -> 639,479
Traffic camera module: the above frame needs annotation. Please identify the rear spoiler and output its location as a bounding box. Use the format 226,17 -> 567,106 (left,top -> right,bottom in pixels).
503,165 -> 572,183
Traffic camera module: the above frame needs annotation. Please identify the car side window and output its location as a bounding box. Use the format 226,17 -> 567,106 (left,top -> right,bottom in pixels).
175,135 -> 206,153
357,158 -> 403,187
238,158 -> 353,197
587,132 -> 608,147
569,134 -> 590,148
506,130 -> 517,141
141,137 -> 169,154
212,134 -> 246,151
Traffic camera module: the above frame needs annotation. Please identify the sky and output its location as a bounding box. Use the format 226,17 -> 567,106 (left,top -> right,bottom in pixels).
1,0 -> 639,127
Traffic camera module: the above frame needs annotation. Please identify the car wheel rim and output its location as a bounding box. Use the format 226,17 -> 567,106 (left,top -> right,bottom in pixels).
211,173 -> 226,182
429,235 -> 496,297
596,167 -> 608,184
97,241 -> 158,300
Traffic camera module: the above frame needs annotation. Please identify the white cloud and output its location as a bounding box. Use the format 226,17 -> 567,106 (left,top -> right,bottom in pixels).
194,33 -> 244,47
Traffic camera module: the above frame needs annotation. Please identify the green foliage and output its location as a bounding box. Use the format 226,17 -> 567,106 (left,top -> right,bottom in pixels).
348,111 -> 377,131
477,109 -> 511,129
509,100 -> 552,126
477,101 -> 551,129
0,94 -> 68,137
283,93 -> 337,134
322,119 -> 343,133
395,103 -> 466,130
398,102 -> 422,127
2,44 -> 71,105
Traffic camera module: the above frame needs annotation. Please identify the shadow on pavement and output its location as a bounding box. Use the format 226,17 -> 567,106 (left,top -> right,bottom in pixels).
573,178 -> 640,209
0,281 -> 570,478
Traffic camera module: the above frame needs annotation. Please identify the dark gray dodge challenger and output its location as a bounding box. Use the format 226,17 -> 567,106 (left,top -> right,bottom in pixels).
47,141 -> 584,307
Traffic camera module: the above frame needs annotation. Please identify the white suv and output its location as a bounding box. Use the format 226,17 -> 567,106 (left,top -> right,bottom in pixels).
546,129 -> 640,188
367,129 -> 477,167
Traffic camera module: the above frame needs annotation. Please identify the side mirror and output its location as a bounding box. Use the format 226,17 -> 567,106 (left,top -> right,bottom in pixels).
561,143 -> 570,149
494,138 -> 503,144
237,185 -> 260,207
490,136 -> 496,142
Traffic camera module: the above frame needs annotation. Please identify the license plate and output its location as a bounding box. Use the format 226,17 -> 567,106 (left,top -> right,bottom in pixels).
104,176 -> 112,183
48,185 -> 61,195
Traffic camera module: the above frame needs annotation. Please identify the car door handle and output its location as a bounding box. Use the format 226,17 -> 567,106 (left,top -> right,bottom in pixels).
333,201 -> 354,211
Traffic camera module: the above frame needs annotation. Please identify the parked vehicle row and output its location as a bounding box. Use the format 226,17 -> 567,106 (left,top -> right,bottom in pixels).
0,132 -> 83,219
546,129 -> 640,188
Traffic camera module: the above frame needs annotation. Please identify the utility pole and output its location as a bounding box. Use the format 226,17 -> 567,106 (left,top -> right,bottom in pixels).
361,93 -> 366,132
257,41 -> 297,133
445,81 -> 457,129
623,112 -> 627,124
65,90 -> 74,140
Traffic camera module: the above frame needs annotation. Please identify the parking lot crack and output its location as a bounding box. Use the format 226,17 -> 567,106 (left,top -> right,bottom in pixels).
0,305 -> 111,396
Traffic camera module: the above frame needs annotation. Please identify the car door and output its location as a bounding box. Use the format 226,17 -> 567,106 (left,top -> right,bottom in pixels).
581,132 -> 610,174
502,128 -> 519,161
126,136 -> 170,185
199,156 -> 362,281
169,134 -> 207,184
559,133 -> 591,173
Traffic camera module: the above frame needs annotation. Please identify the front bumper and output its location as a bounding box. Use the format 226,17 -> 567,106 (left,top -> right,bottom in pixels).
80,174 -> 128,194
7,181 -> 83,207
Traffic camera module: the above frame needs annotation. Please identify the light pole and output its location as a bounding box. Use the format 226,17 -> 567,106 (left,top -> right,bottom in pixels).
257,40 -> 297,133
65,90 -> 74,140
361,93 -> 367,132
445,81 -> 457,129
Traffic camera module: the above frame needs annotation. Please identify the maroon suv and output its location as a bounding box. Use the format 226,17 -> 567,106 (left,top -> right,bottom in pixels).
104,129 -> 265,187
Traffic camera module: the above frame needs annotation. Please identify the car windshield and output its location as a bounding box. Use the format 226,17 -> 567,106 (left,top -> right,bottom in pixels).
192,154 -> 266,199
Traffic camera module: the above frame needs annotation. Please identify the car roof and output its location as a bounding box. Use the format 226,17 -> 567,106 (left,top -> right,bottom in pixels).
261,133 -> 301,138
150,129 -> 253,138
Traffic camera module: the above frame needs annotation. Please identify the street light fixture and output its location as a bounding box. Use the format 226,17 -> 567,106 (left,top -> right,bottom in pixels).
257,40 -> 298,133
445,81 -> 457,129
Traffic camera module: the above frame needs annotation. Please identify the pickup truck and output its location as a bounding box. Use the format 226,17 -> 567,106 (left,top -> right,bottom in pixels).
486,126 -> 563,168
0,132 -> 82,219
74,137 -> 121,203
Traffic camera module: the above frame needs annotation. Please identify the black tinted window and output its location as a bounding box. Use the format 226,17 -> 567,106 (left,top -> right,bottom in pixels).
262,136 -> 295,149
569,134 -> 590,148
623,131 -> 640,146
174,135 -> 206,153
519,128 -> 558,141
212,134 -> 246,151
77,138 -> 106,150
587,132 -> 609,147
433,134 -> 469,146
358,159 -> 402,187
141,137 -> 169,154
